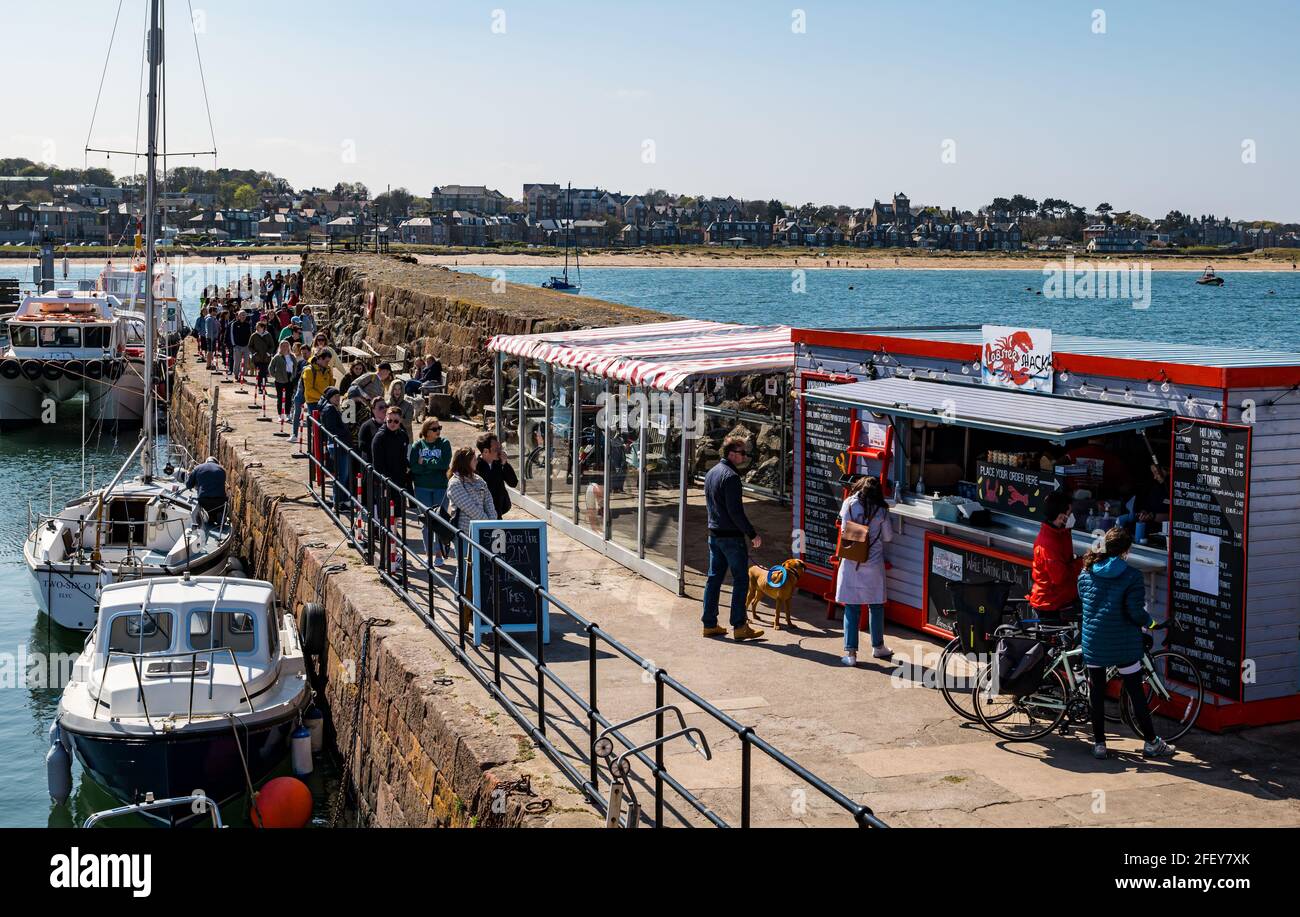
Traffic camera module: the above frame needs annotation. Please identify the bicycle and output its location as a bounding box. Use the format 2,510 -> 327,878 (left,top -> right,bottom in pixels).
972,617 -> 1204,744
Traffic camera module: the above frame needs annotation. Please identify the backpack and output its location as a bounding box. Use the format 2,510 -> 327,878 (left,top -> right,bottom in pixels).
993,635 -> 1050,697
945,578 -> 1012,655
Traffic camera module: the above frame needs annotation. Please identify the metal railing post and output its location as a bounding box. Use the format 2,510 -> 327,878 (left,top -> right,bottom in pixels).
654,673 -> 664,828
535,585 -> 546,736
491,554 -> 501,687
740,727 -> 754,829
588,623 -> 599,790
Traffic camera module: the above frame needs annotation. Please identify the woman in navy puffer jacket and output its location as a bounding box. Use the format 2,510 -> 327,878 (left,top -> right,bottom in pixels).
1078,527 -> 1176,761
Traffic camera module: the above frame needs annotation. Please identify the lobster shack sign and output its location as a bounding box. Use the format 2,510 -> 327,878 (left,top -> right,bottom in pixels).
981,325 -> 1053,393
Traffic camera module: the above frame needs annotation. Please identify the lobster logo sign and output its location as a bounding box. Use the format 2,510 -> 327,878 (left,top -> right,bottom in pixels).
981,325 -> 1053,392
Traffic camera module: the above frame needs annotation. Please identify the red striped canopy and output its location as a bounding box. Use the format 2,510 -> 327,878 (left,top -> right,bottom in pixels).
488,320 -> 793,392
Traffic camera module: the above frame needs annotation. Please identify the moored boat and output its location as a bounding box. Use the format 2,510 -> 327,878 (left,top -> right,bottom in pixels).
54,575 -> 312,825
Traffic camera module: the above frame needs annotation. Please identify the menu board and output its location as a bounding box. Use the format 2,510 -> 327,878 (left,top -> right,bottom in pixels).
924,533 -> 1031,633
800,375 -> 855,573
1167,419 -> 1249,699
975,460 -> 1060,521
470,520 -> 551,646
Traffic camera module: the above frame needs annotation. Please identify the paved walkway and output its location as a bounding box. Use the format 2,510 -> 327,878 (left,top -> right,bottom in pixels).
426,419 -> 1300,828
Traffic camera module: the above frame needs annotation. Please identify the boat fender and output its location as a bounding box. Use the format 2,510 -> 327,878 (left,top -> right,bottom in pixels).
299,602 -> 327,657
304,706 -> 325,754
224,556 -> 246,576
65,360 -> 84,380
41,362 -> 64,381
85,359 -> 103,380
0,359 -> 20,380
20,360 -> 42,381
291,726 -> 313,776
107,359 -> 124,381
46,723 -> 72,805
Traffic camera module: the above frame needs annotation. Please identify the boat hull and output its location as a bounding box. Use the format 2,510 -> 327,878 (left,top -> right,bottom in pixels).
26,544 -> 233,632
65,709 -> 304,826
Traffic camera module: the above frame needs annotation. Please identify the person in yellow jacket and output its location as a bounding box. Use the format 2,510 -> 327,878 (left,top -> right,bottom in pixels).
300,349 -> 336,410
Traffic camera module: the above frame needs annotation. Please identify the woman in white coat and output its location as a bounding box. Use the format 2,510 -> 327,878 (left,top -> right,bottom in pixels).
835,476 -> 894,666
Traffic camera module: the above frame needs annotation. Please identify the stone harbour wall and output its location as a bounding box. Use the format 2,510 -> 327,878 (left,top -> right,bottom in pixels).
169,352 -> 599,828
299,253 -> 670,416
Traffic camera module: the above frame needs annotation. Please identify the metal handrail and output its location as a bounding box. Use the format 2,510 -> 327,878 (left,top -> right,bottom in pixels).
90,644 -> 256,732
305,414 -> 887,828
83,793 -> 224,828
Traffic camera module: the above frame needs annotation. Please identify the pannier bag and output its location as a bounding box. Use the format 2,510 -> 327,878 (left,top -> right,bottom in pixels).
993,636 -> 1050,697
945,578 -> 1011,655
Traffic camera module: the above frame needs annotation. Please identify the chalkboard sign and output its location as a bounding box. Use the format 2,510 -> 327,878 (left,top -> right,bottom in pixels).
924,533 -> 1030,633
1167,419 -> 1249,700
800,375 -> 855,573
470,520 -> 550,646
974,460 -> 1060,521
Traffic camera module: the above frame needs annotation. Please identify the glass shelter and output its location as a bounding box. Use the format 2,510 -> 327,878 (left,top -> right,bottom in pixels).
489,320 -> 795,594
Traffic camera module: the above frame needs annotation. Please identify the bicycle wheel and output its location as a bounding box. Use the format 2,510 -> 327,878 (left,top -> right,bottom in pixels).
937,638 -> 1012,723
937,638 -> 981,722
1121,650 -> 1203,743
973,664 -> 1070,742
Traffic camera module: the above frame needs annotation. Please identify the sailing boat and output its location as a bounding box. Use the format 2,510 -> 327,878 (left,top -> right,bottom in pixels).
542,182 -> 581,293
23,0 -> 232,632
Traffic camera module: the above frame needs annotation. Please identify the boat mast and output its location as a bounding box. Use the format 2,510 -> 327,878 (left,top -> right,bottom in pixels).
563,182 -> 571,282
141,0 -> 161,480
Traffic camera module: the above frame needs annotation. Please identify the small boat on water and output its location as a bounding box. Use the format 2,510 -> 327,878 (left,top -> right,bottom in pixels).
542,182 -> 581,293
23,453 -> 235,631
53,575 -> 312,826
1196,265 -> 1225,286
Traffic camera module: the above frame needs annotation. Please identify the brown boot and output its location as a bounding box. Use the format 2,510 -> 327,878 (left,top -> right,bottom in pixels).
733,623 -> 765,641
702,626 -> 727,638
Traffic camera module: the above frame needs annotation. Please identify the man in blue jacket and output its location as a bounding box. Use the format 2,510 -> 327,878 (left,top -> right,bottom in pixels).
185,456 -> 227,527
319,387 -> 352,509
702,436 -> 764,641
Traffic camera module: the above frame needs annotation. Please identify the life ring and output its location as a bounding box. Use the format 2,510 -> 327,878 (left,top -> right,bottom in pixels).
20,360 -> 42,381
42,362 -> 64,381
85,359 -> 104,380
0,359 -> 20,380
64,360 -> 84,380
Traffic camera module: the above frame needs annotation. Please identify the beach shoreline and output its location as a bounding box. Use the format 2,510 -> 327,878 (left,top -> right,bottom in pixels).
416,250 -> 1300,272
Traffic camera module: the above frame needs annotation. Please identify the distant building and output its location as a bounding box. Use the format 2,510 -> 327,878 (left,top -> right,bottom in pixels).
706,219 -> 772,246
397,216 -> 448,245
0,202 -> 37,242
0,175 -> 54,197
429,184 -> 510,214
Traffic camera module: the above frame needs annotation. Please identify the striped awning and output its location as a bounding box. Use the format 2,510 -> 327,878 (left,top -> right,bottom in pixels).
488,320 -> 793,391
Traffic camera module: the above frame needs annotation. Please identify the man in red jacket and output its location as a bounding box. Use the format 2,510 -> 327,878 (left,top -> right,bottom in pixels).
1028,490 -> 1082,621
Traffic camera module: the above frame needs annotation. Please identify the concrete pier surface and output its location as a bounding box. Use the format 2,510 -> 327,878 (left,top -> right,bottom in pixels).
177,350 -> 1300,828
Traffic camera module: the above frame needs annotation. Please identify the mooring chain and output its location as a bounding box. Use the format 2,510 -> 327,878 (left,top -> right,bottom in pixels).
494,775 -> 553,815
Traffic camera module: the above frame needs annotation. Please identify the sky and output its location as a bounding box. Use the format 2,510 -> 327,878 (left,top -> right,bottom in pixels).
4,0 -> 1297,220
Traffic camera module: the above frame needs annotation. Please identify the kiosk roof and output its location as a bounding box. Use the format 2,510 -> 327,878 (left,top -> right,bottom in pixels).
801,376 -> 1170,440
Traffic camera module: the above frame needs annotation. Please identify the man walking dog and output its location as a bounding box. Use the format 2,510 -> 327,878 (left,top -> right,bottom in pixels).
702,436 -> 764,641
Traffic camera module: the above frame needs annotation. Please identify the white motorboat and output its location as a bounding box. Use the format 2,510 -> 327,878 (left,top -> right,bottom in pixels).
54,575 -> 312,825
0,289 -> 149,429
97,228 -> 187,350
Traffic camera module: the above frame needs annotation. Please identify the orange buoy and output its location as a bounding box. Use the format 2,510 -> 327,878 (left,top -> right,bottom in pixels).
249,776 -> 313,828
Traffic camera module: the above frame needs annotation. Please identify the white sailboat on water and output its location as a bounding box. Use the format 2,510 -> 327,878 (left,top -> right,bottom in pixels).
22,0 -> 233,631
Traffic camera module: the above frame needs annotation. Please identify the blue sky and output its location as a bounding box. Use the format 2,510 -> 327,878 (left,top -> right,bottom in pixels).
5,0 -> 1297,220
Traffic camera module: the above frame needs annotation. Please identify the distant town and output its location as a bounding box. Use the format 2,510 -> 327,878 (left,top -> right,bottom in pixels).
2,158 -> 1298,254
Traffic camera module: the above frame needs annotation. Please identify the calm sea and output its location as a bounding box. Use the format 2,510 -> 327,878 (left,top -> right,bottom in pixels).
457,265 -> 1300,350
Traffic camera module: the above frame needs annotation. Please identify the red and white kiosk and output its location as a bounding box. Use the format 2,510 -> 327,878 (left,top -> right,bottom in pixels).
792,324 -> 1300,731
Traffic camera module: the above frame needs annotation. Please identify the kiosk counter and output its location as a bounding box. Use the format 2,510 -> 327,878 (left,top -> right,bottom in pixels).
791,325 -> 1300,730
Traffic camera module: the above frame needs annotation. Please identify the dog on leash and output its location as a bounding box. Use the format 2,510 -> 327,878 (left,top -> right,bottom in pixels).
745,559 -> 806,629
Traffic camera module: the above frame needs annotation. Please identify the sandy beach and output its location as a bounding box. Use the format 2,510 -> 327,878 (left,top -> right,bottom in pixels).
416,250 -> 1300,272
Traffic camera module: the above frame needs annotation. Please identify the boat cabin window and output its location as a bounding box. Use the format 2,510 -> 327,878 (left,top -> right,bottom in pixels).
40,325 -> 81,347
187,609 -> 258,655
266,609 -> 279,658
11,326 -> 37,348
82,325 -> 110,349
107,610 -> 175,654
124,321 -> 145,347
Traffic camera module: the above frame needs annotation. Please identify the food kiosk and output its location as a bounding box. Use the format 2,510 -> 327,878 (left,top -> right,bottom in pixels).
792,324 -> 1300,730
